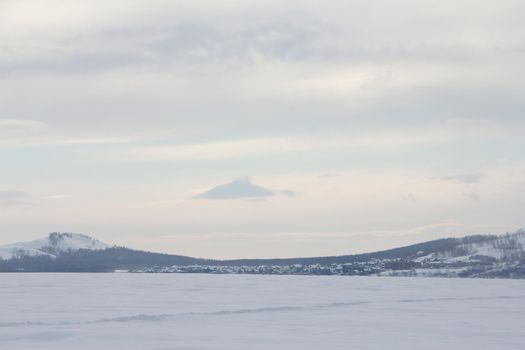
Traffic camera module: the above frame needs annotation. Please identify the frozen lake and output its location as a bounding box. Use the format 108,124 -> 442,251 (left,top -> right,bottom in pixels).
1,274 -> 524,349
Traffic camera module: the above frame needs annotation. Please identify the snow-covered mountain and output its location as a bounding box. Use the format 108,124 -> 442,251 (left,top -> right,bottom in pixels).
0,233 -> 110,260
415,230 -> 525,263
376,230 -> 525,278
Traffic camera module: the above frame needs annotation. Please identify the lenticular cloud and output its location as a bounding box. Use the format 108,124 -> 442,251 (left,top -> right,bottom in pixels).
194,178 -> 274,200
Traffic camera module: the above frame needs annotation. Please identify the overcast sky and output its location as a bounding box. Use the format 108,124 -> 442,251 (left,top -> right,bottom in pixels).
1,0 -> 525,258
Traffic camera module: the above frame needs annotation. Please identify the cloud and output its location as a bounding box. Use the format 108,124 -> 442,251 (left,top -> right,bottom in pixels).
120,137 -> 312,161
0,118 -> 137,149
0,119 -> 47,130
0,119 -> 49,141
430,173 -> 485,184
0,190 -> 28,205
194,177 -> 297,200
194,177 -> 273,200
115,126 -> 501,162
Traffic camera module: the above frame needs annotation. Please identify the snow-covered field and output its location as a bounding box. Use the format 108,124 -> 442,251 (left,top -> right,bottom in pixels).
1,274 -> 524,349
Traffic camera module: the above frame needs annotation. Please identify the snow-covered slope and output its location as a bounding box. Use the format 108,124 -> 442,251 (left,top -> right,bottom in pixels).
414,230 -> 525,263
0,233 -> 110,260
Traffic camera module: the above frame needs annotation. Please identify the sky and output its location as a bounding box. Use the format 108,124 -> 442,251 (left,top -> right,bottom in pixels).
1,0 -> 525,259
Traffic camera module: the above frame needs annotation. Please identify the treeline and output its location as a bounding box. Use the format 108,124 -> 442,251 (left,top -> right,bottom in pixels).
0,247 -> 212,272
221,237 -> 461,267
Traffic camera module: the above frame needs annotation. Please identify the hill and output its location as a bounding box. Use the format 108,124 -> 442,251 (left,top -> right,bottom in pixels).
1,230 -> 524,277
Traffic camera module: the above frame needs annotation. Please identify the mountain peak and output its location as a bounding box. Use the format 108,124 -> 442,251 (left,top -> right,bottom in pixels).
0,232 -> 110,260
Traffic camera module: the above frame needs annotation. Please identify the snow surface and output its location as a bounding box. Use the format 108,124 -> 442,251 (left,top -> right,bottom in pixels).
1,274 -> 524,350
0,233 -> 109,260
